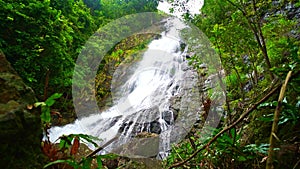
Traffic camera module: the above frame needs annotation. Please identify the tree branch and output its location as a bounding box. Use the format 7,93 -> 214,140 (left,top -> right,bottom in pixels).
79,134 -> 120,164
266,71 -> 292,169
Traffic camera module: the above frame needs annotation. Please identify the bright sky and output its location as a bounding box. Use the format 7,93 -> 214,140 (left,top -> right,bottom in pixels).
157,0 -> 204,18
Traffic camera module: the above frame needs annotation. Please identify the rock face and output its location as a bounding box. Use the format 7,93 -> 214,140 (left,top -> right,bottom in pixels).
0,51 -> 44,168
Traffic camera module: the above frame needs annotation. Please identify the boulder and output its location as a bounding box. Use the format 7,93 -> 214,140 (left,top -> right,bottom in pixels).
0,51 -> 44,168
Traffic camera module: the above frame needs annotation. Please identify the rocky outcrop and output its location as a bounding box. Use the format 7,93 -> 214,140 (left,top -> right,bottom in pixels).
0,51 -> 44,168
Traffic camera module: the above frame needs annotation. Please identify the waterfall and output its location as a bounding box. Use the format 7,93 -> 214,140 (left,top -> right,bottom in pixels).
49,17 -> 202,159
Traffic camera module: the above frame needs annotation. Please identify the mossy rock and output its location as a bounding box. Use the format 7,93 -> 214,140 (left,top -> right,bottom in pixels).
0,51 -> 45,168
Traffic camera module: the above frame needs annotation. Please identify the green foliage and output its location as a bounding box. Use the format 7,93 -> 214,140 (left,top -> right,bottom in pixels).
243,143 -> 278,158
262,14 -> 299,67
43,153 -> 118,169
44,159 -> 79,169
34,93 -> 62,124
58,134 -> 100,149
165,0 -> 300,168
165,128 -> 270,168
100,0 -> 158,19
0,0 -> 100,97
258,98 -> 300,125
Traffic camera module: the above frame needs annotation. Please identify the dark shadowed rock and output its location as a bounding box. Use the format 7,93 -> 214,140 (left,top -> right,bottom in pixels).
0,51 -> 44,168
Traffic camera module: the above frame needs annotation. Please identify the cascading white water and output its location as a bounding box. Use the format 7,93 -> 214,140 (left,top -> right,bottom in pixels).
49,17 -> 201,159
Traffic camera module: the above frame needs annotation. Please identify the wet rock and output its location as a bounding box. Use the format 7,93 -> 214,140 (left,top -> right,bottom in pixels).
149,121 -> 161,134
0,51 -> 44,168
169,95 -> 181,113
135,131 -> 159,138
162,110 -> 174,125
112,134 -> 159,158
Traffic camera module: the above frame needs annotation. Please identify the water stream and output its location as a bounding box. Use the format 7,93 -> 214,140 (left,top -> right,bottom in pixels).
49,17 -> 203,159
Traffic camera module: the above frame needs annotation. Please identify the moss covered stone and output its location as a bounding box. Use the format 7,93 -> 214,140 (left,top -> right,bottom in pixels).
0,51 -> 45,168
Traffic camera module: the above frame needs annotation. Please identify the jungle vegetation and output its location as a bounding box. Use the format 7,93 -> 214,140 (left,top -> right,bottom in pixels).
0,0 -> 299,168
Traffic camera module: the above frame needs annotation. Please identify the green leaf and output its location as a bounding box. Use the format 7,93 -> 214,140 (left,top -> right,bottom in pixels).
45,99 -> 55,107
43,159 -> 80,169
258,144 -> 270,154
34,102 -> 46,107
237,156 -> 247,161
45,93 -> 63,106
96,156 -> 103,168
6,4 -> 13,10
278,118 -> 289,125
98,154 -> 118,159
258,114 -> 273,122
48,93 -> 63,100
258,101 -> 278,108
59,139 -> 67,149
230,128 -> 236,139
219,133 -> 233,145
70,134 -> 100,147
82,157 -> 93,169
41,106 -> 51,123
7,16 -> 14,21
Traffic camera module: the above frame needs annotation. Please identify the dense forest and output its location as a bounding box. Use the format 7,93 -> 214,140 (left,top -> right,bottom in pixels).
0,0 -> 299,169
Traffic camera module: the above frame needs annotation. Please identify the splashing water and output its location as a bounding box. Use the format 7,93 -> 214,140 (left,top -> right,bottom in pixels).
49,17 -> 202,159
